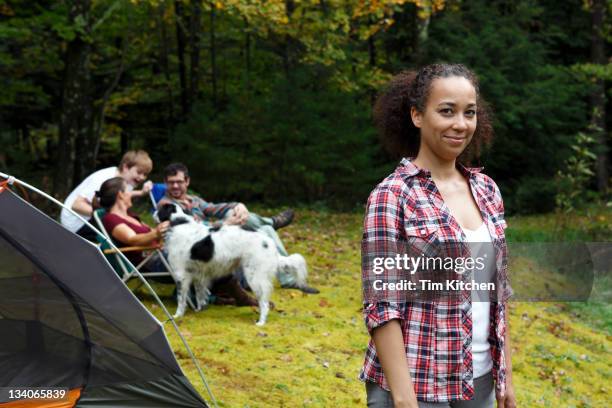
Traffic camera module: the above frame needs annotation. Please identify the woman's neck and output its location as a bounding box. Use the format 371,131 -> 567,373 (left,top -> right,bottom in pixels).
110,201 -> 129,216
412,152 -> 458,180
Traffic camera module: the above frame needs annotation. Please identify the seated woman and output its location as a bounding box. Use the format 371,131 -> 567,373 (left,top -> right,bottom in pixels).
96,177 -> 258,306
97,177 -> 168,268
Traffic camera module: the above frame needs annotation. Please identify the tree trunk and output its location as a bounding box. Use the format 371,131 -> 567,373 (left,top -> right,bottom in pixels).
189,0 -> 202,105
175,0 -> 189,116
92,37 -> 126,165
367,17 -> 377,105
159,2 -> 175,126
367,17 -> 376,67
210,1 -> 217,107
279,0 -> 297,199
54,0 -> 93,198
590,0 -> 608,192
244,17 -> 251,92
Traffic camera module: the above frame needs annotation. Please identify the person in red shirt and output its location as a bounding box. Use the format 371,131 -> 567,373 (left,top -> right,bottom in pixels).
361,64 -> 516,408
98,177 -> 168,267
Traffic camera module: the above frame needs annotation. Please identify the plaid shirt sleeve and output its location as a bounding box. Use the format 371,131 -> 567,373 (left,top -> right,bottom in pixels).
195,197 -> 237,220
363,302 -> 406,333
487,175 -> 513,302
361,186 -> 407,330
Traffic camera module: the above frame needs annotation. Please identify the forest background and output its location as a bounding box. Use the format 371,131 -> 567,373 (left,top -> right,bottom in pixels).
1,0 -> 610,214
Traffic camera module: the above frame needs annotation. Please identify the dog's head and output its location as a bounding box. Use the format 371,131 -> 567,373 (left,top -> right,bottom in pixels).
156,203 -> 191,226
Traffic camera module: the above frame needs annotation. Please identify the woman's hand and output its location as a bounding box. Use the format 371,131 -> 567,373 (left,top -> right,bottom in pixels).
394,399 -> 419,408
496,381 -> 517,408
371,320 -> 419,408
156,221 -> 170,237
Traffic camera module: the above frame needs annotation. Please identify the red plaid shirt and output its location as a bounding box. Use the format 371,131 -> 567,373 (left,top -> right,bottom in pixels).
360,158 -> 512,402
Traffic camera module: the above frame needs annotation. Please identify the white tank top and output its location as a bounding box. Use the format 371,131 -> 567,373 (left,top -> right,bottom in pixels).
463,223 -> 494,379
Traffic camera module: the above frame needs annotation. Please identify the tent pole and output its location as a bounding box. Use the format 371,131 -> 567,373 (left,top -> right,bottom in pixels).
0,172 -> 218,408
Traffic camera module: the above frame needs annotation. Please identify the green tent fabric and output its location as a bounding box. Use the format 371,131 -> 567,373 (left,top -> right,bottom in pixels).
0,189 -> 209,407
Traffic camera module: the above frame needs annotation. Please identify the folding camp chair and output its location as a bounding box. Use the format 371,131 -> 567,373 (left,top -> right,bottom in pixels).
149,183 -> 167,211
92,208 -> 173,283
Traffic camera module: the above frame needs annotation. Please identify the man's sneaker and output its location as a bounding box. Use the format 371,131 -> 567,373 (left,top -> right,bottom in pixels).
281,282 -> 320,294
272,209 -> 295,230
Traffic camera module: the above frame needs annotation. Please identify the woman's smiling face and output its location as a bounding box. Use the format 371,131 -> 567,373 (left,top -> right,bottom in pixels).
117,181 -> 133,208
411,76 -> 477,161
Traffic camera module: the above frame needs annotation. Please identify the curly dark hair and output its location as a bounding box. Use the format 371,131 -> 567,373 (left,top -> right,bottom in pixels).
373,63 -> 493,164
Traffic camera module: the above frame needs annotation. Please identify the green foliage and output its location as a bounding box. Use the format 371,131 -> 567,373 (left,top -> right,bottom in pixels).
555,132 -> 598,213
170,70 -> 384,206
511,177 -> 558,215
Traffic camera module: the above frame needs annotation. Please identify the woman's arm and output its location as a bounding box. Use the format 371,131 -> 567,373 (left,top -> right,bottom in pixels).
111,221 -> 169,247
496,303 -> 517,408
372,320 -> 419,408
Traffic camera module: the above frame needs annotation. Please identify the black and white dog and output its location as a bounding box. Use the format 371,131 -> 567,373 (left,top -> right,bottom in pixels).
157,203 -> 308,326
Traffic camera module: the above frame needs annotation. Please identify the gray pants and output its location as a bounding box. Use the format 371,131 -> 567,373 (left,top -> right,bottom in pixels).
365,371 -> 495,408
243,213 -> 294,286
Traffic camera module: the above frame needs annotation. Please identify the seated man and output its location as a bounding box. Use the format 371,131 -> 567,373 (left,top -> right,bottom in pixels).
158,162 -> 319,294
61,150 -> 153,240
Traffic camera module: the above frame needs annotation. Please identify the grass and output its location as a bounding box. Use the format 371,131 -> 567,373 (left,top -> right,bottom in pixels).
137,208 -> 610,408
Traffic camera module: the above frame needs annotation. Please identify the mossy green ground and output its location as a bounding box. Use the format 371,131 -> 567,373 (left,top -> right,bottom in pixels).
139,209 -> 610,408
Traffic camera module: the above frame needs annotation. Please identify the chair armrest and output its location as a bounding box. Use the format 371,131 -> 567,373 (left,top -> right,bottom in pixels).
103,244 -> 162,254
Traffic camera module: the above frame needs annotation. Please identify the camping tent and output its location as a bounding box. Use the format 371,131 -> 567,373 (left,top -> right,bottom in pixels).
0,186 -> 210,407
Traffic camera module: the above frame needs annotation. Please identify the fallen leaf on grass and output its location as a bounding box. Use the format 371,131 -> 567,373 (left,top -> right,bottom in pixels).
274,383 -> 289,393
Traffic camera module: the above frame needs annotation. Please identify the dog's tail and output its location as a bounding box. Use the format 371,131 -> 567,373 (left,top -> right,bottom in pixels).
278,253 -> 308,288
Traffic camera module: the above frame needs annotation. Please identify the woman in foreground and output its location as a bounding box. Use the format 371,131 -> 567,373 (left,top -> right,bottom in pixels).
360,64 -> 516,408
